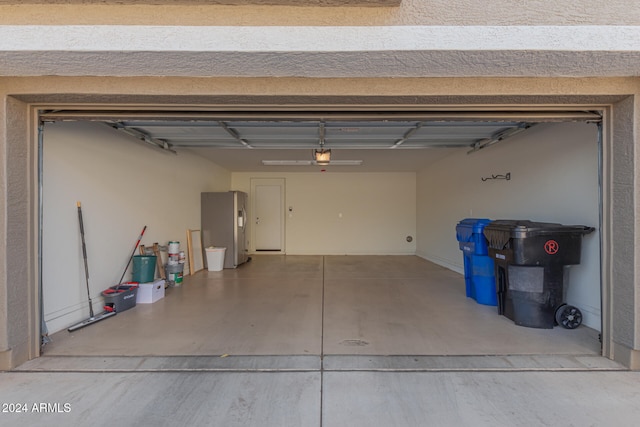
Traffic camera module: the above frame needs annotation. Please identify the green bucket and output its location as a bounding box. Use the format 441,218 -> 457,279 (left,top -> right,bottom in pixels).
132,255 -> 157,283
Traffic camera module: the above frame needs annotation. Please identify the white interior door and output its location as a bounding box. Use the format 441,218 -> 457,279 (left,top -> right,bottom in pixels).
251,178 -> 285,252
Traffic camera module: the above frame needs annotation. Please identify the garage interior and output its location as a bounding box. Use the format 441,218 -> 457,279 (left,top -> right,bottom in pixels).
37,108 -> 603,361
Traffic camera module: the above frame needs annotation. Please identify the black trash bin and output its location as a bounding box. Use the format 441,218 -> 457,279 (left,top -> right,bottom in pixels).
483,220 -> 594,329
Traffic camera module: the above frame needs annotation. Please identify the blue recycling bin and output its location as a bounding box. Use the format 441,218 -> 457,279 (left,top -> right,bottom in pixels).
455,218 -> 497,306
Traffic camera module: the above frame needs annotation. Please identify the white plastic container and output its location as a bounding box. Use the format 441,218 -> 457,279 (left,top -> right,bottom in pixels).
136,279 -> 165,304
205,247 -> 226,271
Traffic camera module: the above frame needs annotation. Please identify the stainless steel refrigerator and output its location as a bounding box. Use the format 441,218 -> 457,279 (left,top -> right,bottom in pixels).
201,191 -> 249,269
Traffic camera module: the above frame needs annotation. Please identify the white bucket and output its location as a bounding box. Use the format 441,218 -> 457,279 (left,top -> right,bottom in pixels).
205,247 -> 226,271
168,241 -> 180,254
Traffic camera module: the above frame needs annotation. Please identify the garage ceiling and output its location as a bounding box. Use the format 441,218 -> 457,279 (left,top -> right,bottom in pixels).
41,110 -> 602,172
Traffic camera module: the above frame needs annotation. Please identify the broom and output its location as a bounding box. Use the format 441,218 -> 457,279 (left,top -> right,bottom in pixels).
67,202 -> 117,332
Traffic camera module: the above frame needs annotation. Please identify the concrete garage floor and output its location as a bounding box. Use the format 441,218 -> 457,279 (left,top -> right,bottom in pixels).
3,256 -> 639,426
39,255 -> 601,356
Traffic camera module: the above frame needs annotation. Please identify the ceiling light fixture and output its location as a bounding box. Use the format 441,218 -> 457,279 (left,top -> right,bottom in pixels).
262,160 -> 313,166
262,159 -> 363,166
314,148 -> 331,165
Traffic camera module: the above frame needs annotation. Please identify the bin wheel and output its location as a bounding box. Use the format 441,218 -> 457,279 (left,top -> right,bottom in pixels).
555,304 -> 582,329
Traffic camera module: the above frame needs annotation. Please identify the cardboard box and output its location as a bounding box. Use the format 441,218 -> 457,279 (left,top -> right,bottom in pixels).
136,279 -> 165,304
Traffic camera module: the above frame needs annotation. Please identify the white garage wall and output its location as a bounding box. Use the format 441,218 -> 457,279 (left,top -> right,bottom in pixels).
416,122 -> 601,330
232,172 -> 417,255
42,122 -> 231,333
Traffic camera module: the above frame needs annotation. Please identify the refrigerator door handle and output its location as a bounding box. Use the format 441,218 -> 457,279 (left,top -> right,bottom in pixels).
240,207 -> 248,231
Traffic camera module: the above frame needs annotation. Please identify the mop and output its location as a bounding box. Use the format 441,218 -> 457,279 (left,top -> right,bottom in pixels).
114,225 -> 147,290
67,202 -> 117,332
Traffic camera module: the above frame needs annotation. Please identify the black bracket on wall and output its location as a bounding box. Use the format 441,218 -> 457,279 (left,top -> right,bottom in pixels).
481,172 -> 511,182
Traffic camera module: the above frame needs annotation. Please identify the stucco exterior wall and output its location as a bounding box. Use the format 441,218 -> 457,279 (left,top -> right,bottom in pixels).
0,95 -> 35,369
2,26 -> 640,79
0,0 -> 638,373
0,1 -> 639,26
0,88 -> 6,368
611,96 -> 636,350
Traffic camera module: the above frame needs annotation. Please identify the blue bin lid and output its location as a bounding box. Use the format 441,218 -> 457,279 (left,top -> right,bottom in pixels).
456,218 -> 492,241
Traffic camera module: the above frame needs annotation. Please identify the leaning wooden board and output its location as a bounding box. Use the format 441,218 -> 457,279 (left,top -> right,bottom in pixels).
153,242 -> 166,280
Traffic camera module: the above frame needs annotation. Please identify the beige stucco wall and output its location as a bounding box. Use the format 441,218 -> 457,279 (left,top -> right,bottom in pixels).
0,1 -> 638,25
0,88 -> 7,368
2,75 -> 639,98
1,75 -> 640,369
3,25 -> 640,79
1,93 -> 35,370
0,0 -> 639,373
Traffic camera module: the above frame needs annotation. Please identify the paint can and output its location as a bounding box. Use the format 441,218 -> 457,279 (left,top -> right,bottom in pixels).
168,241 -> 180,254
178,251 -> 186,264
165,263 -> 184,287
167,253 -> 179,266
166,270 -> 183,285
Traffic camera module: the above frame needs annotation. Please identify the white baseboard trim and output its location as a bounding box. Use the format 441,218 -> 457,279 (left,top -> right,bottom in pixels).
416,252 -> 464,275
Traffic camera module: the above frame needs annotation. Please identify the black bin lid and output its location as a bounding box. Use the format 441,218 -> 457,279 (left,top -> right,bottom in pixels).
484,220 -> 594,249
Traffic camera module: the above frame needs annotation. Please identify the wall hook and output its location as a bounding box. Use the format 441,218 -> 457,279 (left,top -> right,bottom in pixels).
481,172 -> 511,182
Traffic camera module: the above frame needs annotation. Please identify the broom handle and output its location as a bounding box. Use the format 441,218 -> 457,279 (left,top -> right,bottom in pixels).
117,225 -> 147,286
77,202 -> 94,318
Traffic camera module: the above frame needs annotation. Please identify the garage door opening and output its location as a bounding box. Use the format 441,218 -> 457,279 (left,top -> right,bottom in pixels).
36,108 -> 604,363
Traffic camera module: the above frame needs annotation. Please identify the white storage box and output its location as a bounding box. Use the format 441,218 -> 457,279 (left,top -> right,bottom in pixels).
136,279 -> 165,304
